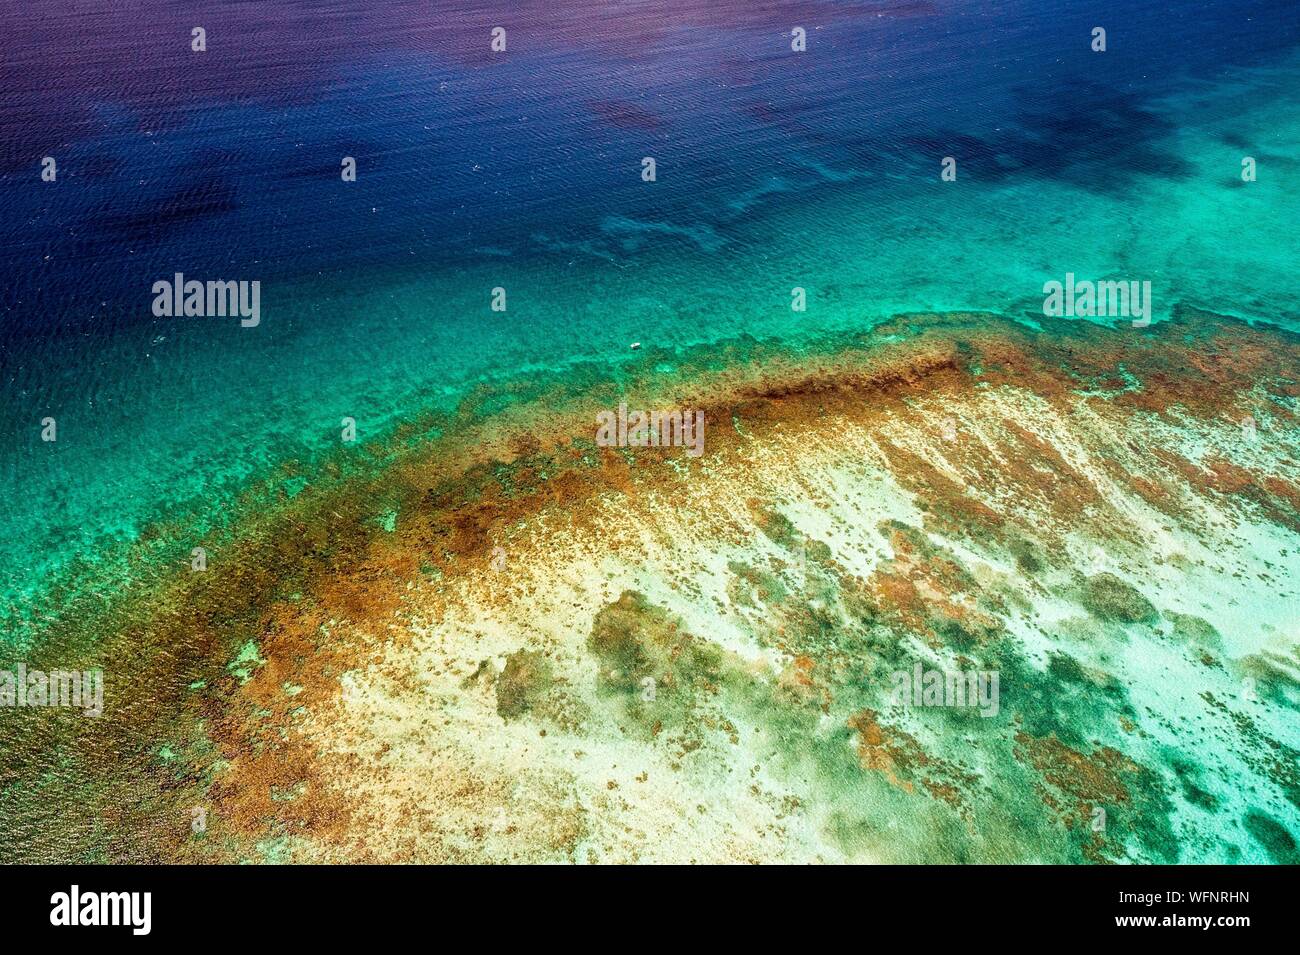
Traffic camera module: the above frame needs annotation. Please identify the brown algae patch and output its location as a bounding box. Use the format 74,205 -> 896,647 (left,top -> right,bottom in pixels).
1079,573 -> 1160,625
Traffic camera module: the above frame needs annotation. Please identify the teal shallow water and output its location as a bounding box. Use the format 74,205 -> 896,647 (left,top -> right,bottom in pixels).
5,46 -> 1299,634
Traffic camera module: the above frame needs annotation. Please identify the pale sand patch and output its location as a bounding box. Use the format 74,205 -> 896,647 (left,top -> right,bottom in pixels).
288,375 -> 1298,862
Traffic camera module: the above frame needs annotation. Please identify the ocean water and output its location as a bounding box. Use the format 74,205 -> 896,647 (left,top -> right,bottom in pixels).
1,3 -> 1298,639
3,1 -> 1300,866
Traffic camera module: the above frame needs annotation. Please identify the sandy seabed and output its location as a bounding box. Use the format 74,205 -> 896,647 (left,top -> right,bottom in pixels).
3,309 -> 1298,864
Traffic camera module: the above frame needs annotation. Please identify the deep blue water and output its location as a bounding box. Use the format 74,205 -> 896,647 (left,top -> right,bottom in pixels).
2,0 -> 1297,329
